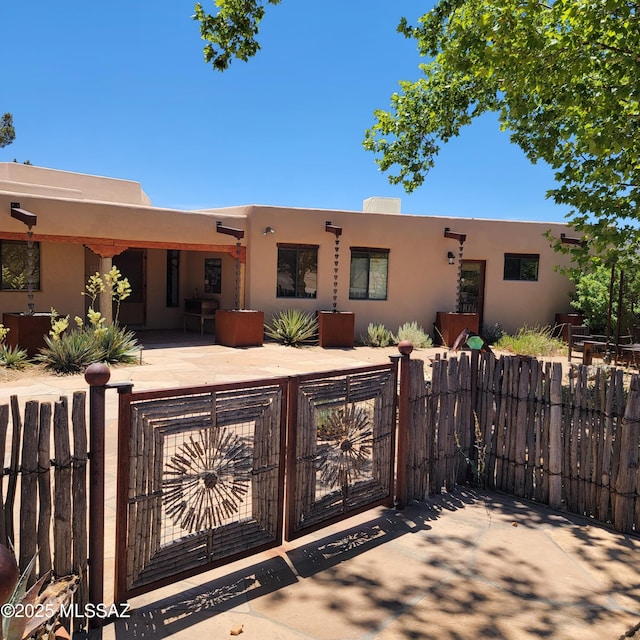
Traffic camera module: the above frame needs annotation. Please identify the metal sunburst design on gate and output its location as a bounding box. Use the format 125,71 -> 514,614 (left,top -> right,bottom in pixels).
163,427 -> 253,533
317,404 -> 372,495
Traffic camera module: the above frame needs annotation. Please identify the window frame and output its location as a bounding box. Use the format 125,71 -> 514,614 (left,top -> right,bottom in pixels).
349,246 -> 389,301
276,243 -> 318,299
503,253 -> 540,282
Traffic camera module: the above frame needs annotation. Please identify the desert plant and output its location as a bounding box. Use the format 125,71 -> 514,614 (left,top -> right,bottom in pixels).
0,544 -> 78,640
482,322 -> 505,345
264,308 -> 318,346
361,322 -> 393,347
36,331 -> 101,374
0,345 -> 29,370
496,325 -> 566,356
394,321 -> 433,348
94,324 -> 139,364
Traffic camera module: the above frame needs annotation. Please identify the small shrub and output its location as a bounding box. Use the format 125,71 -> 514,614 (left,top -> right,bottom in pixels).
0,345 -> 29,369
496,325 -> 566,357
37,331 -> 102,374
264,308 -> 318,346
482,322 -> 505,345
394,321 -> 433,348
361,322 -> 393,347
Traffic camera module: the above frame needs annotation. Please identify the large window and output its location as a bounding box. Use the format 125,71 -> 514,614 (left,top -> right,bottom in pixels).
277,244 -> 318,298
1,240 -> 40,291
504,253 -> 539,281
349,247 -> 389,300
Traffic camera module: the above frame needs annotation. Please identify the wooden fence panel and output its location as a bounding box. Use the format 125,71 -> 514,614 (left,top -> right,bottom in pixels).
406,353 -> 638,534
0,393 -> 89,586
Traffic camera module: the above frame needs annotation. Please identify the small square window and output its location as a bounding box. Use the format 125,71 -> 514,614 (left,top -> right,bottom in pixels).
504,254 -> 539,281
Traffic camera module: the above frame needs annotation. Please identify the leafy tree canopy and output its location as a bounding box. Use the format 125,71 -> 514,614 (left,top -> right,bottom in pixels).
0,113 -> 15,149
363,0 -> 640,271
195,1 -> 639,271
194,0 -> 281,71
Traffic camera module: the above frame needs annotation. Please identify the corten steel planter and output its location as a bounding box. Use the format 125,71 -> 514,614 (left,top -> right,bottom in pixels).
3,312 -> 52,357
215,310 -> 264,347
317,311 -> 355,348
435,311 -> 480,348
554,313 -> 585,342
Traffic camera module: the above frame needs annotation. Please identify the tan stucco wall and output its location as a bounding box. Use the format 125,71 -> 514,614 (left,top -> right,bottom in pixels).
0,163 -> 152,205
0,191 -> 249,247
0,166 -> 575,338
244,206 -> 573,337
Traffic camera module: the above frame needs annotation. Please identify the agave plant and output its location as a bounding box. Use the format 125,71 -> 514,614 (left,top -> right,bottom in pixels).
0,544 -> 78,640
0,346 -> 29,370
264,309 -> 318,346
93,325 -> 139,364
36,332 -> 101,374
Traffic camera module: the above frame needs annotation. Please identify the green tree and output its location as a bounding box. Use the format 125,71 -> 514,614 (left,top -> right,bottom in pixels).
194,0 -> 281,71
0,113 -> 15,149
194,2 -> 639,273
362,0 -> 640,270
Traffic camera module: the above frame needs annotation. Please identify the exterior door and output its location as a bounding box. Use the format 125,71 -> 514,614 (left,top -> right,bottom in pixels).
113,249 -> 146,327
460,260 -> 486,329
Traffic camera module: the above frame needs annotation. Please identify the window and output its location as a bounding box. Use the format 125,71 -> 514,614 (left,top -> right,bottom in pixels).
349,247 -> 389,300
166,249 -> 179,307
504,253 -> 539,281
277,244 -> 318,298
1,240 -> 40,291
204,258 -> 222,294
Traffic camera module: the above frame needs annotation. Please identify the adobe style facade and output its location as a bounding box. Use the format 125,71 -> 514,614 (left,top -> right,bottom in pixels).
0,163 -> 575,340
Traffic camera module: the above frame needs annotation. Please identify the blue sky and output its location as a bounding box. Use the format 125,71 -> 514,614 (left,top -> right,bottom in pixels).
1,1 -> 570,221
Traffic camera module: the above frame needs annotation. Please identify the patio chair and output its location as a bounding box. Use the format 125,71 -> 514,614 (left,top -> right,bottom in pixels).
567,324 -> 592,363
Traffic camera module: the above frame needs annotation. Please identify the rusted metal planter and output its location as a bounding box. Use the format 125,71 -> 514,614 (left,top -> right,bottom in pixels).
434,311 -> 480,347
215,310 -> 264,347
2,312 -> 52,357
317,311 -> 355,348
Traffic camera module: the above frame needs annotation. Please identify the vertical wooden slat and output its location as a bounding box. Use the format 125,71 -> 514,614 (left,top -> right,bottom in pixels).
6,396 -> 23,547
53,397 -> 72,577
513,360 -> 529,497
19,400 -> 39,576
71,391 -> 88,624
37,403 -> 52,577
0,404 -> 9,547
548,362 -> 563,509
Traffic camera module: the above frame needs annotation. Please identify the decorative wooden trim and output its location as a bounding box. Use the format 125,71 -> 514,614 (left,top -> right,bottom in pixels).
0,231 -> 246,262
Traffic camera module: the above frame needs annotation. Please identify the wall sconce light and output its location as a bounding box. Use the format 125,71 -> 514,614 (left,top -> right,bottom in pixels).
263,226 -> 275,236
447,251 -> 456,265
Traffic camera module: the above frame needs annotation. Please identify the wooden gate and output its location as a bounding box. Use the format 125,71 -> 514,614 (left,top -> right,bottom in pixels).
113,363 -> 398,602
285,364 -> 398,540
114,379 -> 288,602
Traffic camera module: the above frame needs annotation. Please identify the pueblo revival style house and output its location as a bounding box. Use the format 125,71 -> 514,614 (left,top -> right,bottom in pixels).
0,163 -> 575,343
